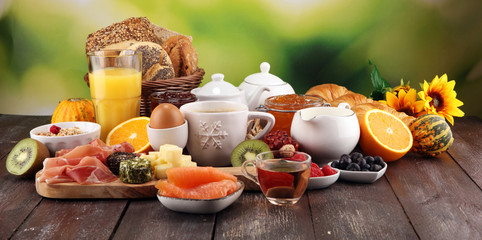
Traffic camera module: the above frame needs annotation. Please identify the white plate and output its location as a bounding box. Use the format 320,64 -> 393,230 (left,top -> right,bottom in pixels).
157,181 -> 244,214
307,169 -> 340,190
328,161 -> 387,183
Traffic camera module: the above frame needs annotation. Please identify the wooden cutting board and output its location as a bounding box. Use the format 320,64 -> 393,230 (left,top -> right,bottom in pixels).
35,167 -> 259,199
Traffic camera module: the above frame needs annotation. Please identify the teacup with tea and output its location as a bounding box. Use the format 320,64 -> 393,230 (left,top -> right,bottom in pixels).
241,150 -> 311,205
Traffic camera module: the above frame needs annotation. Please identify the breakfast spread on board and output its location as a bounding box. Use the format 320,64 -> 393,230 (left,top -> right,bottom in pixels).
5,16 -> 465,211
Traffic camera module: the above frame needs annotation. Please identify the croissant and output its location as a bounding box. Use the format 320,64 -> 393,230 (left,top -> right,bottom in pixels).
306,83 -> 415,126
352,102 -> 415,126
305,84 -> 351,102
330,93 -> 373,108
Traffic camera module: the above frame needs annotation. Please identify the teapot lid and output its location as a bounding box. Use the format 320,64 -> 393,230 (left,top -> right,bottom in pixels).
244,62 -> 286,86
196,73 -> 241,96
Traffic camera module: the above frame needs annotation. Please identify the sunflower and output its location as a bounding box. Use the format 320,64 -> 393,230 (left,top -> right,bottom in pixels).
417,74 -> 464,125
386,88 -> 425,117
392,79 -> 411,97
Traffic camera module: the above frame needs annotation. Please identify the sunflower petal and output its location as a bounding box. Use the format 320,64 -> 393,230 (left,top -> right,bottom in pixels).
413,100 -> 426,114
446,106 -> 465,117
453,98 -> 464,107
445,114 -> 455,125
446,80 -> 455,92
386,92 -> 400,109
439,74 -> 448,84
405,89 -> 417,103
423,81 -> 430,92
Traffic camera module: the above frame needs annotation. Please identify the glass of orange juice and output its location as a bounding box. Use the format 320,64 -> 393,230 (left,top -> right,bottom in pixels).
87,49 -> 142,141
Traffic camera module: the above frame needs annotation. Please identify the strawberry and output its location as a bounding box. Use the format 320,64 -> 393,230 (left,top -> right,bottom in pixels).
310,163 -> 324,177
321,165 -> 337,176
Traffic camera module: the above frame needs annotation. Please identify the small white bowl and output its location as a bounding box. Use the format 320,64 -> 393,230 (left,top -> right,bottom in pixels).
328,161 -> 387,183
157,181 -> 244,214
307,169 -> 340,190
30,122 -> 101,156
147,120 -> 188,151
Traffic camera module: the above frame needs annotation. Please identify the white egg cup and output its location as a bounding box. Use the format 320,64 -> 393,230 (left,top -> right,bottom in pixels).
147,120 -> 188,151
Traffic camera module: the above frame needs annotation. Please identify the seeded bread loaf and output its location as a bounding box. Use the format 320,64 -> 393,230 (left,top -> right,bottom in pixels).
85,17 -> 193,54
103,41 -> 175,81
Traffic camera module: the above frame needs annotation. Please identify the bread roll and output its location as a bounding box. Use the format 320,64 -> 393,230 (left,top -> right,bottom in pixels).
144,64 -> 175,82
162,35 -> 198,77
103,41 -> 175,81
306,84 -> 352,102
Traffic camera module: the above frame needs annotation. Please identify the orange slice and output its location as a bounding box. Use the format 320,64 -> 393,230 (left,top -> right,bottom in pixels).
106,117 -> 151,153
359,109 -> 413,162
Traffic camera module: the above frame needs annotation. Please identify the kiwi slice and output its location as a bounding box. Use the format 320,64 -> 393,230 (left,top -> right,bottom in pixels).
6,138 -> 49,178
230,139 -> 271,167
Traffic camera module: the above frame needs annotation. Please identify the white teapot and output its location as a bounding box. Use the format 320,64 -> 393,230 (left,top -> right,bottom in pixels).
191,73 -> 248,105
239,62 -> 295,110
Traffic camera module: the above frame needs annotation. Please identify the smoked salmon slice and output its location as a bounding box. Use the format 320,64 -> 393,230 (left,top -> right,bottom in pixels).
155,167 -> 239,199
157,179 -> 238,200
165,167 -> 237,189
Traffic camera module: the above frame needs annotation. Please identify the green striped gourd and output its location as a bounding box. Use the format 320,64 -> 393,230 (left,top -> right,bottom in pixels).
409,114 -> 453,156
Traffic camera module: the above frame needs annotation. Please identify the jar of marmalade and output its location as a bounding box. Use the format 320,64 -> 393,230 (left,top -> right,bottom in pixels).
149,91 -> 197,116
262,94 -> 324,134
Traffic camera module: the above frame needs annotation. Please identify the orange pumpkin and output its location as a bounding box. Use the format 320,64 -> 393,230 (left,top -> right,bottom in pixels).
51,98 -> 96,123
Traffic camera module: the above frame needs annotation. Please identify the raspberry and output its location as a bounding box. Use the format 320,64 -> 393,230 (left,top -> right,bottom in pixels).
310,163 -> 324,177
263,130 -> 300,151
50,125 -> 61,134
287,153 -> 306,162
321,165 -> 337,176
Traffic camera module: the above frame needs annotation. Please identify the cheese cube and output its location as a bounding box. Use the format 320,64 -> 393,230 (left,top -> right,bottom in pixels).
154,163 -> 173,179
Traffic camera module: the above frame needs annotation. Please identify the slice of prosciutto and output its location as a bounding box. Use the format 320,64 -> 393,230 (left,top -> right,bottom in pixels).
55,139 -> 135,164
65,157 -> 117,184
38,138 -> 134,185
38,157 -> 116,184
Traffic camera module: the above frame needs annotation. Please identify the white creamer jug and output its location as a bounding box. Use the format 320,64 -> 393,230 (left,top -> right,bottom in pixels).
290,103 -> 360,164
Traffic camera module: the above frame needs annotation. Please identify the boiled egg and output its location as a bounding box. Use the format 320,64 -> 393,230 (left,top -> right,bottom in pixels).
150,103 -> 185,129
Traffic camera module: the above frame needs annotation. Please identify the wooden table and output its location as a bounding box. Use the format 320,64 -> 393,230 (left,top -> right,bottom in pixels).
1,114 -> 481,240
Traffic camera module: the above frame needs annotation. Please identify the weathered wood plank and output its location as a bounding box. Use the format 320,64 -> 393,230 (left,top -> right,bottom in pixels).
214,191 -> 315,240
447,116 -> 482,188
113,199 -> 215,240
386,152 -> 482,240
10,199 -> 127,240
0,115 -> 50,239
0,115 -> 50,157
309,177 -> 418,240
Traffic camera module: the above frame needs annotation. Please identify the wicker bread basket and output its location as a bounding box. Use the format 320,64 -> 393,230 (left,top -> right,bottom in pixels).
140,68 -> 204,116
84,68 -> 205,117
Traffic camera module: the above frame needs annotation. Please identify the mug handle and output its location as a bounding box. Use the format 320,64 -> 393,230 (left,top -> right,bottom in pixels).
247,111 -> 275,140
241,160 -> 259,186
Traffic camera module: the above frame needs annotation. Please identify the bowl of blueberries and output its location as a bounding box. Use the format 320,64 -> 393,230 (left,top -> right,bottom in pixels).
329,152 -> 387,183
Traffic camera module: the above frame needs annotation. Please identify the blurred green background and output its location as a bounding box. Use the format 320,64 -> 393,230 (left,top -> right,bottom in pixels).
1,0 -> 481,119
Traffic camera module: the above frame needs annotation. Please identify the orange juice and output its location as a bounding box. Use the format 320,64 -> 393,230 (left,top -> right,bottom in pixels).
89,68 -> 142,140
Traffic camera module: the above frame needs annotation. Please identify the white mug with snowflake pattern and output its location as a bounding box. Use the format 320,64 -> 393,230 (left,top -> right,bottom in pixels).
180,101 -> 275,166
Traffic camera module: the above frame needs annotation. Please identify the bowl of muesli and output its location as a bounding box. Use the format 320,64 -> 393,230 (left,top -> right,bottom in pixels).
30,122 -> 100,156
